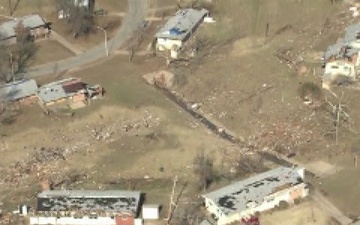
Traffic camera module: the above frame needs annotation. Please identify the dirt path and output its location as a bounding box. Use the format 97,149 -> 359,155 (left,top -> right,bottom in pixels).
50,31 -> 83,55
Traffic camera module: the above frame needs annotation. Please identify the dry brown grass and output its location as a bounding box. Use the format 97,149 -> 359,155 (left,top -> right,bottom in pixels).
261,202 -> 329,225
30,40 -> 75,66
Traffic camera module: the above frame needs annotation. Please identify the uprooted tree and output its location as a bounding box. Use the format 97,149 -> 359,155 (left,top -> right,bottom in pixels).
0,21 -> 37,82
55,0 -> 96,38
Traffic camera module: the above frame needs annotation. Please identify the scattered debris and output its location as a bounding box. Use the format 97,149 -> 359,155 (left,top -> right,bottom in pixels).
143,70 -> 174,88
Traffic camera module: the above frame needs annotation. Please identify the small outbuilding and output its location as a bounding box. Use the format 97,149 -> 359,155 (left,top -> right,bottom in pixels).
142,205 -> 160,220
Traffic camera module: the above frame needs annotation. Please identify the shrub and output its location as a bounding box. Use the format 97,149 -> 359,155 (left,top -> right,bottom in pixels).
298,82 -> 322,103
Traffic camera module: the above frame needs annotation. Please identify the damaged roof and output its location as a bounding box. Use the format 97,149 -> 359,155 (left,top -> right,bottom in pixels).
0,14 -> 46,40
202,166 -> 305,215
324,22 -> 360,61
36,78 -> 84,104
155,8 -> 209,41
0,79 -> 38,102
37,190 -> 141,215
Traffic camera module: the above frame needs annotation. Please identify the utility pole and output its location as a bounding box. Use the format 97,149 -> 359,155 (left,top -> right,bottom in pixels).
166,175 -> 178,225
325,92 -> 352,145
9,51 -> 14,83
97,26 -> 108,57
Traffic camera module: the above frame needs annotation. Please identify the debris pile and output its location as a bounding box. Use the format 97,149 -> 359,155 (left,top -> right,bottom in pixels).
249,121 -> 315,156
143,70 -> 174,89
274,48 -> 304,71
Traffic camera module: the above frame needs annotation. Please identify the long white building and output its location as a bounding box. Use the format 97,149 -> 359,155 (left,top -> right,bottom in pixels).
202,166 -> 309,225
30,190 -> 142,225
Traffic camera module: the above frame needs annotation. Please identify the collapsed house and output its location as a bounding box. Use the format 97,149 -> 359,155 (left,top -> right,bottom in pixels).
29,190 -> 142,225
323,23 -> 360,87
36,77 -> 103,107
0,14 -> 50,44
202,166 -> 309,225
155,8 -> 209,58
0,79 -> 38,104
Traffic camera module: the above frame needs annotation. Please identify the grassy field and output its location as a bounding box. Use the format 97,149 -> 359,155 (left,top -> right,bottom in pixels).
0,55 -> 238,215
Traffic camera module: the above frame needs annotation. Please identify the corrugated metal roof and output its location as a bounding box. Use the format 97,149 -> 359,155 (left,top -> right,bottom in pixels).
37,190 -> 141,214
0,79 -> 38,101
0,14 -> 46,40
155,8 -> 209,41
38,190 -> 141,198
202,166 -> 305,216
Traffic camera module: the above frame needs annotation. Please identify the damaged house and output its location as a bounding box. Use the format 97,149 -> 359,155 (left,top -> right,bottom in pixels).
0,79 -> 38,104
36,77 -> 103,107
323,23 -> 360,87
29,190 -> 142,225
155,8 -> 209,58
202,166 -> 309,225
0,14 -> 50,44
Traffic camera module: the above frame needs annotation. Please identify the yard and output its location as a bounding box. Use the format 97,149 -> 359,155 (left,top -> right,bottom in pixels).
261,202 -> 330,225
30,40 -> 75,66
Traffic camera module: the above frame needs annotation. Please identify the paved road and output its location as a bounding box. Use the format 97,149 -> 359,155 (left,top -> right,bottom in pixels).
26,0 -> 147,78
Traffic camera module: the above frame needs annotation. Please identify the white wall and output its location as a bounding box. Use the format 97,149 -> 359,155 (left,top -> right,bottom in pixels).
142,207 -> 159,220
324,61 -> 356,80
156,38 -> 182,51
30,216 -> 116,225
349,41 -> 360,50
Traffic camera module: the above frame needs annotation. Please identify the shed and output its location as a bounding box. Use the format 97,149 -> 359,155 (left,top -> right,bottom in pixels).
142,205 -> 160,220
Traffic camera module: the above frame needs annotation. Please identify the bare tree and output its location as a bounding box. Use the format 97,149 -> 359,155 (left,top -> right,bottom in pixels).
193,150 -> 214,191
13,21 -> 37,74
0,22 -> 37,82
7,0 -> 21,16
55,0 -> 95,38
235,154 -> 266,177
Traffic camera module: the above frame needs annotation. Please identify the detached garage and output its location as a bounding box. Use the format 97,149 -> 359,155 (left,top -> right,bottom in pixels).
142,205 -> 160,220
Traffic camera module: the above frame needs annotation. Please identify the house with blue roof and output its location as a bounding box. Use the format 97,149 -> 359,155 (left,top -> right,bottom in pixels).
155,8 -> 209,52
